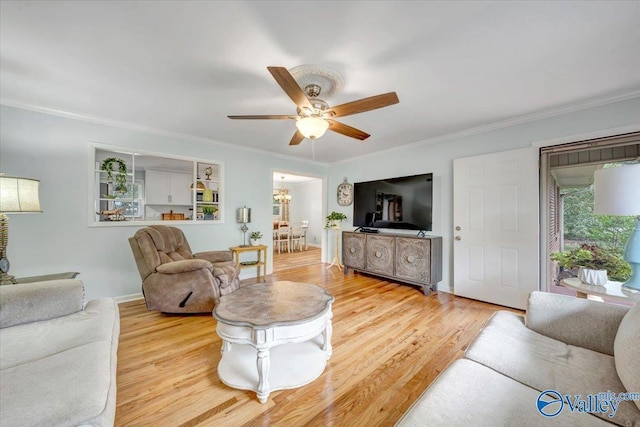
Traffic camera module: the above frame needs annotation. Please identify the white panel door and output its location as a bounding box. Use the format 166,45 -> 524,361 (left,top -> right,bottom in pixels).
453,147 -> 539,309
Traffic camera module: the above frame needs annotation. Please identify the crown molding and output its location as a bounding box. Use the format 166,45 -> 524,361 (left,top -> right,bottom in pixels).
3,88 -> 639,167
0,100 -> 330,167
333,90 -> 640,165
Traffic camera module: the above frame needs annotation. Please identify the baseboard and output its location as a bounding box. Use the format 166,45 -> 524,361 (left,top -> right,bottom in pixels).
438,284 -> 453,294
114,292 -> 144,303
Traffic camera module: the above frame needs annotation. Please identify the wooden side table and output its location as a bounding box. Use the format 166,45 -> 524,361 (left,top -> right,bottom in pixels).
229,245 -> 267,283
561,278 -> 640,304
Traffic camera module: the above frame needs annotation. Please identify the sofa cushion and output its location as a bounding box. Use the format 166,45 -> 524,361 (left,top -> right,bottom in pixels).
0,341 -> 117,427
614,301 -> 640,411
525,291 -> 629,356
0,298 -> 119,370
0,280 -> 84,328
465,311 -> 640,426
396,359 -> 609,426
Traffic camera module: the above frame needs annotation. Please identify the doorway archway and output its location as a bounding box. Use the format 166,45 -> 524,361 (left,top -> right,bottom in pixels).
272,171 -> 325,272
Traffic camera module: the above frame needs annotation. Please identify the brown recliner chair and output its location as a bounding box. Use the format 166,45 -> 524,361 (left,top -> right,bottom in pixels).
128,225 -> 240,313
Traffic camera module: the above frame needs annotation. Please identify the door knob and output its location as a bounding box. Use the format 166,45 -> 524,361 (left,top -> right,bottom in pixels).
455,236 -> 462,241
455,226 -> 461,231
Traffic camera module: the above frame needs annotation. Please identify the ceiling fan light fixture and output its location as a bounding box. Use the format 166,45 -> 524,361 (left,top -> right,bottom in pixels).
296,116 -> 329,140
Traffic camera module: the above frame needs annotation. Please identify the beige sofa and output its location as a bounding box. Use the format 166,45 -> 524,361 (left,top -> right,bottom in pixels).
0,279 -> 119,426
397,291 -> 640,426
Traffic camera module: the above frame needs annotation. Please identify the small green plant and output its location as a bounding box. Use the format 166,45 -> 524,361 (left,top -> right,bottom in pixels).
202,206 -> 215,215
551,243 -> 631,282
249,231 -> 263,240
325,211 -> 347,228
101,157 -> 128,193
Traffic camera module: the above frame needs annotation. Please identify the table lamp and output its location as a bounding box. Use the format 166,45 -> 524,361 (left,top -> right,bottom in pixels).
237,206 -> 251,247
594,163 -> 640,291
0,174 -> 42,285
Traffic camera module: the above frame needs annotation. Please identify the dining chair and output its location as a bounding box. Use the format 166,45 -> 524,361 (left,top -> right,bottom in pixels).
275,225 -> 291,253
290,226 -> 304,252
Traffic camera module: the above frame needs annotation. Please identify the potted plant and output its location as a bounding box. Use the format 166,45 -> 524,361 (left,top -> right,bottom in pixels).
551,243 -> 631,285
101,157 -> 128,194
325,211 -> 347,229
249,231 -> 263,246
202,206 -> 216,220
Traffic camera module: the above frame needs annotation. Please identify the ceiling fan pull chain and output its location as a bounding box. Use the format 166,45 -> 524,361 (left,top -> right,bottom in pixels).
312,140 -> 316,160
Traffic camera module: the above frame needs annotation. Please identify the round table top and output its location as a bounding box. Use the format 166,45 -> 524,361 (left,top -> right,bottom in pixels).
213,281 -> 335,328
561,278 -> 640,303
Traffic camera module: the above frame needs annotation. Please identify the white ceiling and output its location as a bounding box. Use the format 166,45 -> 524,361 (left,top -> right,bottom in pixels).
1,1 -> 639,164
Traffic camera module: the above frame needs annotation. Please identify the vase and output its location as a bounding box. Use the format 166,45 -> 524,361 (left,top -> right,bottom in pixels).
578,267 -> 608,286
250,239 -> 260,246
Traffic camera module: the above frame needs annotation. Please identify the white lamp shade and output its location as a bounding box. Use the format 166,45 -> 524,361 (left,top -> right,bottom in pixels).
594,164 -> 640,216
295,117 -> 330,139
0,175 -> 42,213
237,206 -> 251,223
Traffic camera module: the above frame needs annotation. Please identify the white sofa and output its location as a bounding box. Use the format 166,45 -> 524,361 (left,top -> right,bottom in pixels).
0,279 -> 120,426
397,291 -> 640,426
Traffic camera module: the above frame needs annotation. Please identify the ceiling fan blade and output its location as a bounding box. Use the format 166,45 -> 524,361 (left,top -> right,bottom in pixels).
327,92 -> 399,118
327,120 -> 370,141
289,130 -> 305,146
267,66 -> 313,110
228,115 -> 297,120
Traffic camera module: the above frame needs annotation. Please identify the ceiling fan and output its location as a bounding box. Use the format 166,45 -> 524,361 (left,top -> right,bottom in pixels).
228,66 -> 399,146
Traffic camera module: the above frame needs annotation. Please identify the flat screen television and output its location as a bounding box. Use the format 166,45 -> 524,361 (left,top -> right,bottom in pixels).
353,173 -> 433,231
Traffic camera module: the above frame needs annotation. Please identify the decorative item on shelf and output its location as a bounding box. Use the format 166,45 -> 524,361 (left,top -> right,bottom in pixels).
96,208 -> 125,221
237,206 -> 251,246
203,188 -> 214,202
161,210 -> 185,221
204,166 -> 213,180
190,180 -> 206,190
202,206 -> 216,220
550,243 -> 631,286
249,231 -> 263,246
100,157 -> 128,194
0,174 -> 42,285
594,163 -> 640,291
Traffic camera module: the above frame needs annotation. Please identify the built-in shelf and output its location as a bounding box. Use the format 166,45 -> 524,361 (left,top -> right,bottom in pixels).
90,145 -> 224,226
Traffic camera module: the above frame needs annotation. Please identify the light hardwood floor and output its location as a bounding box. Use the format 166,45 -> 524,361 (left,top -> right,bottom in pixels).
272,245 -> 321,271
116,261 -> 520,426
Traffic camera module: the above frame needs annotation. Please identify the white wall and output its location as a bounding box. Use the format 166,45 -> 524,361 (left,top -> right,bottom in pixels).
328,97 -> 640,293
0,105 -> 328,300
288,180 -> 323,247
3,97 -> 639,300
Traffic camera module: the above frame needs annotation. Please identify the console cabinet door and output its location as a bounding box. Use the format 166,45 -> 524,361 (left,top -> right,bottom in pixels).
366,235 -> 395,275
343,232 -> 366,270
395,237 -> 430,284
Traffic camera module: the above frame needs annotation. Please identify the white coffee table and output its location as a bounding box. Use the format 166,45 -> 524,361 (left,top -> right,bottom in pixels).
212,281 -> 334,403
